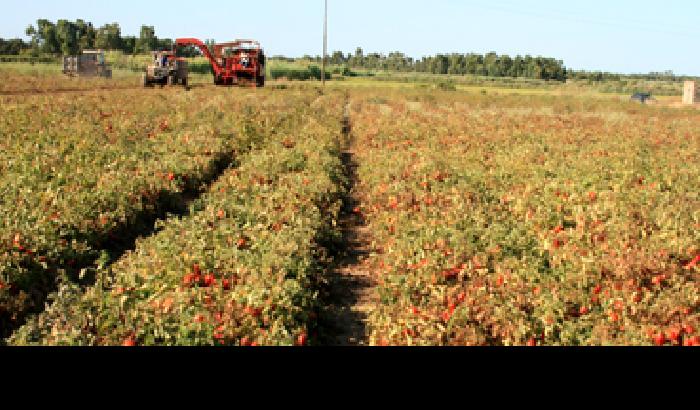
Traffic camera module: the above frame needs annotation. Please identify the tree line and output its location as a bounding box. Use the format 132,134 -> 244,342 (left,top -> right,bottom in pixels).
293,48 -> 567,81
294,49 -> 566,81
3,19 -> 203,57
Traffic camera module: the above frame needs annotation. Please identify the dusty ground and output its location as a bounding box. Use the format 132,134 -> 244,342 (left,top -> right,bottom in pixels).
318,102 -> 377,346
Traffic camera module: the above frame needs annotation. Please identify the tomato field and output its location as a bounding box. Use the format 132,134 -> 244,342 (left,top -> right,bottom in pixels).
349,90 -> 700,346
1,67 -> 698,346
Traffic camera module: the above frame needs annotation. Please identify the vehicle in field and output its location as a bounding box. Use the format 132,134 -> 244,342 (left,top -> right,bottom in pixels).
175,38 -> 265,87
143,50 -> 189,88
63,50 -> 112,78
631,92 -> 654,104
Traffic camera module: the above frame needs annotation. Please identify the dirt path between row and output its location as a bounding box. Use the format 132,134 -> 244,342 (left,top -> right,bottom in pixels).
318,100 -> 376,346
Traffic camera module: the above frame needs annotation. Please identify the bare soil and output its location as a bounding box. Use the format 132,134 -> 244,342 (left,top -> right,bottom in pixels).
317,101 -> 376,346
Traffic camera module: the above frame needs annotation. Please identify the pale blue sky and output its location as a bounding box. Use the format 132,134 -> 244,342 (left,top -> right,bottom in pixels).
2,0 -> 698,75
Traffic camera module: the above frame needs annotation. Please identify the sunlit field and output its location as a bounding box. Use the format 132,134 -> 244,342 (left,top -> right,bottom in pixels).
1,65 -> 698,346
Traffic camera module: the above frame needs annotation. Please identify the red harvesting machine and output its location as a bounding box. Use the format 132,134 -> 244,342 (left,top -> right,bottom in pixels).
175,38 -> 266,87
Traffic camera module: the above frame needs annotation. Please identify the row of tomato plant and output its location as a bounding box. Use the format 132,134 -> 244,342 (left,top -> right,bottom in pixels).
0,87 -> 318,337
9,90 -> 347,345
350,89 -> 699,346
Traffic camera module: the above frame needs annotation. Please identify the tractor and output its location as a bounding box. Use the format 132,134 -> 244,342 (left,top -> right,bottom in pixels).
143,51 -> 189,88
175,38 -> 265,87
63,50 -> 112,78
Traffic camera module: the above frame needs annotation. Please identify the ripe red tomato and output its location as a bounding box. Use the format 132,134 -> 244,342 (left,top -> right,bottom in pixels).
667,329 -> 681,343
579,306 -> 590,316
203,274 -> 216,287
527,338 -> 537,347
448,303 -> 457,314
456,292 -> 467,304
441,311 -> 452,322
653,333 -> 666,346
244,306 -> 262,317
441,268 -> 459,280
167,172 -> 175,181
683,325 -> 695,335
388,198 -> 399,210
684,255 -> 700,270
183,274 -> 196,286
122,338 -> 136,347
296,333 -> 308,346
222,279 -> 231,290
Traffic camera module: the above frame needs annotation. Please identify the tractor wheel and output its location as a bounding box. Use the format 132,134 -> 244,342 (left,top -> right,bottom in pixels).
168,75 -> 175,86
256,76 -> 265,88
142,73 -> 150,88
182,77 -> 189,89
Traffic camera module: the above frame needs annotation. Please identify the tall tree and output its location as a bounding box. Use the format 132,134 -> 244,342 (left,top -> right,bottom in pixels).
95,23 -> 122,50
76,19 -> 96,50
136,25 -> 157,53
56,20 -> 79,55
25,19 -> 60,54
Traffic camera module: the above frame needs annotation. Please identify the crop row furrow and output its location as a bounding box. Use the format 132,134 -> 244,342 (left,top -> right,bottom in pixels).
9,91 -> 347,346
0,89 -> 317,338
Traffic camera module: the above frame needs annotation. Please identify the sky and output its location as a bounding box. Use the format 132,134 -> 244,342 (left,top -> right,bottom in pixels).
1,0 -> 699,75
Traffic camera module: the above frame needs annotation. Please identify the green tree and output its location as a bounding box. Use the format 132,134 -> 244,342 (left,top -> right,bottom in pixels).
95,23 -> 122,50
136,25 -> 157,53
26,19 -> 60,54
76,19 -> 96,50
122,36 -> 137,54
56,20 -> 79,55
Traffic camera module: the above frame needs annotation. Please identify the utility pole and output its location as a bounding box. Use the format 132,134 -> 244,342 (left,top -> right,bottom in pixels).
322,0 -> 327,87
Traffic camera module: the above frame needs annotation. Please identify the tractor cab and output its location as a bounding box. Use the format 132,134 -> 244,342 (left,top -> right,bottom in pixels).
143,50 -> 189,88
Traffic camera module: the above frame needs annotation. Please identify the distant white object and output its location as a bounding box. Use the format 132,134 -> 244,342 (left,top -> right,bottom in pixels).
683,81 -> 697,105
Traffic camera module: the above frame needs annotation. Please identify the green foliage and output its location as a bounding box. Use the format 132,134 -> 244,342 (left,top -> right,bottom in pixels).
21,19 -> 174,56
269,64 -> 332,81
135,25 -> 157,54
300,50 -> 568,81
0,38 -> 30,55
